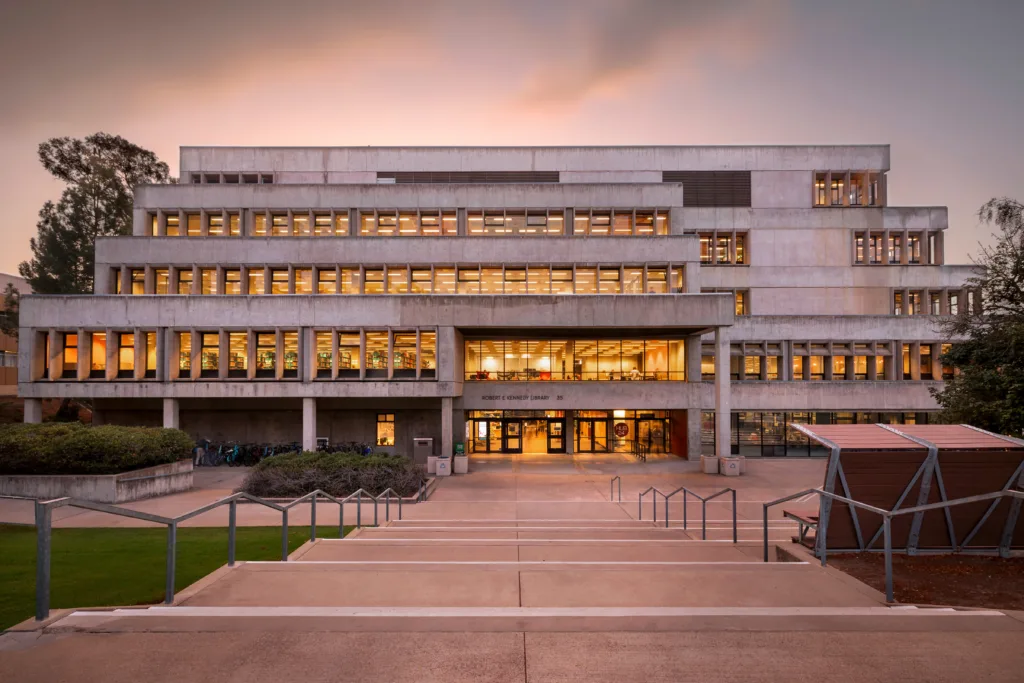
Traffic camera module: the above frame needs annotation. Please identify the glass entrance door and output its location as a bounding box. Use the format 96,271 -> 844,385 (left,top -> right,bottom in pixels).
503,420 -> 523,453
547,419 -> 566,453
577,419 -> 608,452
488,420 -> 502,452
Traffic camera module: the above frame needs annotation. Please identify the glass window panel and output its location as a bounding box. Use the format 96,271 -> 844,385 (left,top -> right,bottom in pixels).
655,211 -> 668,235
271,269 -> 289,295
467,212 -> 484,236
63,333 -> 79,373
398,211 -> 419,236
165,215 -> 180,237
271,214 -> 289,236
420,331 -> 436,378
187,214 -> 201,236
504,269 -> 527,294
393,332 -> 417,377
590,211 -> 611,236
735,234 -> 747,265
208,214 -> 225,236
360,212 -> 375,236
228,213 -> 240,236
117,333 -> 135,374
597,340 -> 621,379
228,332 -> 247,377
505,211 -> 526,235
131,269 -> 145,295
410,269 -> 432,294
335,213 -> 350,236
200,333 -> 219,376
376,212 -> 397,237
341,269 -> 361,294
633,339 -> 658,379
252,213 -> 267,237
376,413 -> 395,446
623,268 -> 643,294
551,268 -> 574,295
550,340 -> 571,380
387,267 -> 409,294
573,211 -> 590,235
612,211 -> 633,235
480,268 -> 503,294
364,269 -> 384,295
155,269 -> 169,295
318,269 -> 337,294
175,332 -> 188,375
338,333 -> 359,377
527,267 -> 551,294
833,356 -> 846,379
635,212 -> 654,235
420,212 -> 441,236
433,267 -> 455,294
716,235 -> 732,263
224,269 -> 241,295
646,268 -> 668,294
292,213 -> 309,237
313,214 -> 333,236
599,268 -> 620,294
365,331 -> 388,377
295,268 -> 313,294
248,269 -> 265,295
457,267 -> 480,294
700,234 -> 713,264
201,269 -> 217,295
809,356 -> 824,380
442,211 -> 457,235
282,331 -> 299,376
575,267 -> 597,294
315,332 -> 332,376
146,332 -> 157,375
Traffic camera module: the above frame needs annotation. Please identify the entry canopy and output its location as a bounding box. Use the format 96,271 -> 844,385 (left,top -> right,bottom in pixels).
790,423 -> 1024,555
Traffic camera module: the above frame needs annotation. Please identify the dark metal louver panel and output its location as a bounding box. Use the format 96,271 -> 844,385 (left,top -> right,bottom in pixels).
377,171 -> 560,184
662,171 -> 751,207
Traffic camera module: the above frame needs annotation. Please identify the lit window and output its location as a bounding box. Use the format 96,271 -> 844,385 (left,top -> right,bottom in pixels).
338,333 -> 360,379
228,332 -> 247,378
735,291 -> 748,316
387,267 -> 409,294
282,331 -> 299,378
457,268 -> 480,295
255,333 -> 276,377
293,213 -> 310,237
814,173 -> 827,206
248,269 -> 265,295
271,269 -> 289,295
90,333 -> 107,378
271,214 -> 289,236
131,269 -> 145,295
228,213 -> 240,236
295,268 -> 313,295
150,214 -> 158,236
155,269 -> 169,294
376,413 -> 395,447
117,333 -> 135,378
315,331 -> 332,378
341,268 -> 362,294
318,269 -> 337,294
314,214 -> 333,237
365,331 -> 388,378
208,214 -> 225,236
646,268 -> 667,294
200,269 -> 217,295
420,331 -> 436,379
177,332 -> 191,377
225,270 -> 241,295
253,213 -> 267,237
165,215 -> 180,237
393,332 -> 417,378
364,269 -> 384,295
187,214 -> 201,236
832,356 -> 846,380
335,212 -> 350,236
63,333 -> 78,375
735,234 -> 747,265
411,269 -> 432,294
200,333 -> 219,378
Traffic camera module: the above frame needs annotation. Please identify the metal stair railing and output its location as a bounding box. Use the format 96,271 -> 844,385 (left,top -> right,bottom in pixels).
635,485 -> 737,542
610,476 -> 621,502
761,488 -> 1024,603
2,485 -> 421,624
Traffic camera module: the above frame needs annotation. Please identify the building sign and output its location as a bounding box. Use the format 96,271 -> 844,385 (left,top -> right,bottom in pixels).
480,395 -> 564,401
613,422 -> 629,437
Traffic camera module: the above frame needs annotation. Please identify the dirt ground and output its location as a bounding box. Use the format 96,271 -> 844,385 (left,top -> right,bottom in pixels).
829,552 -> 1024,609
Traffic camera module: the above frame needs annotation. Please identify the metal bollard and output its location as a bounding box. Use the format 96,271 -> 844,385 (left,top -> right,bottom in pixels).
35,502 -> 52,621
228,501 -> 237,566
683,490 -> 688,529
357,491 -> 362,528
281,509 -> 289,561
732,489 -> 738,544
310,494 -> 317,541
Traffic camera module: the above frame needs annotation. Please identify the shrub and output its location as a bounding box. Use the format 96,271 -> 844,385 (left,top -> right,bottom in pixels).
0,423 -> 194,475
239,451 -> 425,498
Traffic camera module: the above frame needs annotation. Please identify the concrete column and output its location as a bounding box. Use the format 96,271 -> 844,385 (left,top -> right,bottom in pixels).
685,334 -> 702,383
931,343 -> 943,381
686,408 -> 701,460
157,210 -> 167,237
47,327 -> 61,380
782,341 -> 793,381
105,329 -> 117,380
441,396 -> 453,457
275,330 -> 285,380
867,343 -> 878,381
845,354 -> 855,380
457,208 -> 468,236
144,267 -> 155,295
218,331 -> 229,380
77,329 -> 90,380
359,329 -> 367,380
191,266 -> 200,296
24,398 -> 42,424
900,230 -> 909,265
134,328 -> 145,380
891,341 -> 903,380
163,398 -> 180,429
683,263 -> 699,293
759,343 -> 769,381
882,230 -> 891,265
190,329 -> 201,380
119,267 -> 131,296
247,330 -> 257,380
302,397 -> 316,452
714,327 -> 731,459
565,411 -> 574,454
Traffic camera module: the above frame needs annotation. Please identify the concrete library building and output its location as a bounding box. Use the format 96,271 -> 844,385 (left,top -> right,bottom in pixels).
18,145 -> 975,461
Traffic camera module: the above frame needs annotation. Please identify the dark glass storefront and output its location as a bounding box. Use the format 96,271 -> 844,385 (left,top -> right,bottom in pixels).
466,409 -> 671,454
700,410 -> 938,457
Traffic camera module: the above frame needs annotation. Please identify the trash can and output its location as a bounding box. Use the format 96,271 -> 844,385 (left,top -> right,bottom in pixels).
435,456 -> 451,477
412,437 -> 434,466
720,457 -> 741,477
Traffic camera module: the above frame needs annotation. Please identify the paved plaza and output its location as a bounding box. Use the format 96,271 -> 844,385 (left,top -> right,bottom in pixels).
3,459 -> 1024,681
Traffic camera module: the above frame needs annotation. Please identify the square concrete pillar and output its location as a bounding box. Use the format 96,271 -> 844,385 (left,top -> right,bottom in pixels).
302,397 -> 316,452
685,334 -> 702,383
105,328 -> 118,380
441,396 -> 453,457
47,327 -> 62,380
931,343 -> 943,381
782,342 -> 793,381
24,398 -> 42,424
134,327 -> 146,380
714,327 -> 731,459
163,398 -> 180,429
686,408 -> 701,460
565,411 -> 574,454
77,329 -> 90,381
909,343 -> 922,381
683,263 -> 699,293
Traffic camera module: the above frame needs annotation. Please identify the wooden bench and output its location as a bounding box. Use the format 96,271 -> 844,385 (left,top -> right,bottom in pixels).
783,508 -> 818,547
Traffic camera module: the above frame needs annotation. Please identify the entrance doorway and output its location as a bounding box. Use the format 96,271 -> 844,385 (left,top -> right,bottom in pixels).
577,419 -> 608,452
467,411 -> 566,455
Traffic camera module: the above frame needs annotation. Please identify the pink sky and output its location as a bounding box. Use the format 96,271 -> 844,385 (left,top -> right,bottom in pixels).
1,0 -> 1022,274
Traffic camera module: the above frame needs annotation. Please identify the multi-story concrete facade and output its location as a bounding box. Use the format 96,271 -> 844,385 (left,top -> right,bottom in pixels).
17,146 -> 975,460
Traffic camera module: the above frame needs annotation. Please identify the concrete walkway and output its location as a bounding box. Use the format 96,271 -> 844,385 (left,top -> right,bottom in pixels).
5,460 -> 1024,681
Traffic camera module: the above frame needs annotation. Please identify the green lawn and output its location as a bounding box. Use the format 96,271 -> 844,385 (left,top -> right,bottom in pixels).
0,523 -> 353,630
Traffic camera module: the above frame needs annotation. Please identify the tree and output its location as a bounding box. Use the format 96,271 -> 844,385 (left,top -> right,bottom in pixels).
0,283 -> 18,338
19,133 -> 171,295
931,198 -> 1024,436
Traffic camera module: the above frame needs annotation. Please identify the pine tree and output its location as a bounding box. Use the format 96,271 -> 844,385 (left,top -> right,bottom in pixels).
19,133 -> 172,294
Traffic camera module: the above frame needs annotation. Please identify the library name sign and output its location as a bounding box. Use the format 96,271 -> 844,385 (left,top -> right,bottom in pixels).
480,394 -> 565,402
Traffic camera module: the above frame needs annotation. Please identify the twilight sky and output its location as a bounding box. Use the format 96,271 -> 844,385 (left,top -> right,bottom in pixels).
0,0 -> 1021,274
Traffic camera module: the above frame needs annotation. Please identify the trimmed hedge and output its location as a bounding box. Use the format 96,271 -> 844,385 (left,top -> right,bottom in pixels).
0,423 -> 194,475
240,451 -> 425,498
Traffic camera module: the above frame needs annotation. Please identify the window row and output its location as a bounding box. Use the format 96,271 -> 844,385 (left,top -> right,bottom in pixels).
146,208 -> 671,238
854,231 -> 942,266
465,339 -> 686,381
893,289 -> 978,316
700,411 -> 935,458
189,173 -> 273,185
698,232 -> 747,265
111,264 -> 688,296
35,329 -> 437,382
697,341 -> 953,381
813,171 -> 883,207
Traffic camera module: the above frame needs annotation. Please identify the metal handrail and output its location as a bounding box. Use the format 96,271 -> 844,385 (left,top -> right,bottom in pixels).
24,486 -> 416,622
610,476 -> 621,502
638,486 -> 664,521
761,488 -> 1024,603
636,485 -> 736,541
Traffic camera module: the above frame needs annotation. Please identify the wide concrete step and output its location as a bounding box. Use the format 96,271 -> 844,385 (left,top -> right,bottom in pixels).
386,519 -> 657,528
164,560 -> 883,609
49,605 -> 1015,634
352,528 -> 698,541
299,539 -> 764,562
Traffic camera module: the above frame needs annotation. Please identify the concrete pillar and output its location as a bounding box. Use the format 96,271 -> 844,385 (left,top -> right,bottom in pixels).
931,342 -> 943,381
441,396 -> 453,457
302,397 -> 316,452
77,329 -> 90,380
882,230 -> 891,265
782,341 -> 793,381
565,411 -> 574,455
163,398 -> 180,429
47,328 -> 61,380
685,334 -> 702,383
900,230 -> 909,265
892,341 -> 903,380
683,263 -> 699,294
24,398 -> 42,424
686,408 -> 701,460
909,343 -> 922,381
714,327 -> 731,459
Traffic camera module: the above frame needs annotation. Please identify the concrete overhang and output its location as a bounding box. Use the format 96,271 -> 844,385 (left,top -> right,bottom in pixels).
720,315 -> 953,341
20,293 -> 734,331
